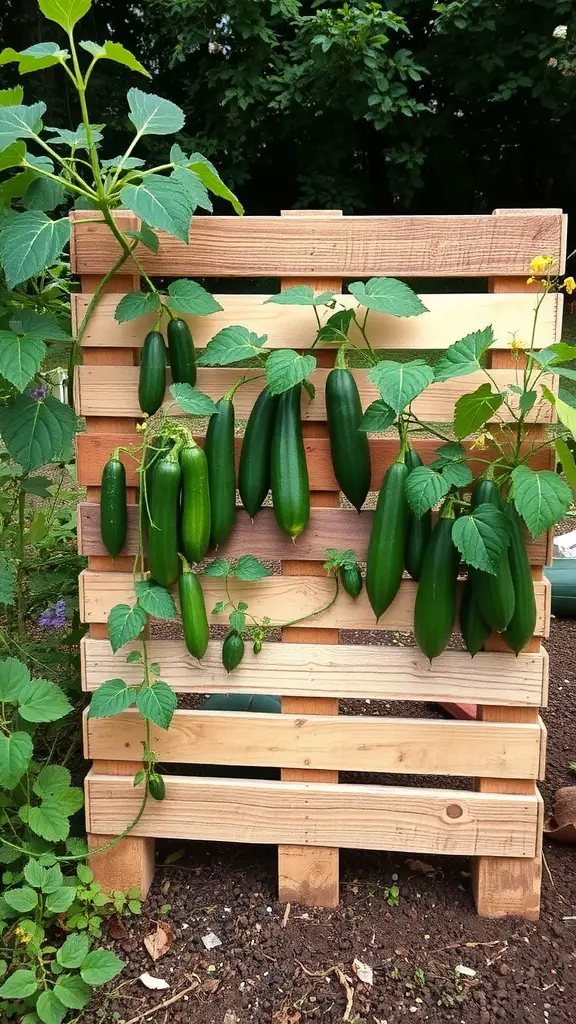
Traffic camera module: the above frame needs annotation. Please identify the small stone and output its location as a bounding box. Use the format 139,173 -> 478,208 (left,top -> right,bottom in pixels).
202,931 -> 222,950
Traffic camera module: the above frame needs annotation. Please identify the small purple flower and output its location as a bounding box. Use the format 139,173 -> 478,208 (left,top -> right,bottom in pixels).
28,384 -> 48,401
39,599 -> 67,629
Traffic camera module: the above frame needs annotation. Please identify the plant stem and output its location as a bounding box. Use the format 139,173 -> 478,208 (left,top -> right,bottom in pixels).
16,487 -> 26,638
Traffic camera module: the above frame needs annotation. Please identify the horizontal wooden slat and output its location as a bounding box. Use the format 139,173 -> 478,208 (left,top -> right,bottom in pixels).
75,365 -> 556,423
70,211 -> 566,278
83,708 -> 545,779
78,503 -> 549,564
78,570 -> 551,636
85,772 -> 541,857
73,291 -> 562,351
76,433 -> 554,489
80,637 -> 548,707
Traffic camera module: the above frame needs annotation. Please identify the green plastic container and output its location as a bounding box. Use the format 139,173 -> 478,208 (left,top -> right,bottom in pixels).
545,558 -> 576,617
199,693 -> 281,778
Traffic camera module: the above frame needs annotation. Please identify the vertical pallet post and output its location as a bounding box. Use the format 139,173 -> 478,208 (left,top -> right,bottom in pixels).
277,209 -> 342,908
71,211 -> 156,896
472,208 -> 564,919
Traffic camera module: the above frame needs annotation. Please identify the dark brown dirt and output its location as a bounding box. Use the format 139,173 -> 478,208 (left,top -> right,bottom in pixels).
83,616 -> 576,1024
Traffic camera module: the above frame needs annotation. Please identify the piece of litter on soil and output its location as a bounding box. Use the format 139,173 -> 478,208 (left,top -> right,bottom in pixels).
202,931 -> 222,950
352,958 -> 374,986
223,1012 -> 240,1024
139,972 -> 170,990
455,965 -> 476,978
406,859 -> 437,876
143,920 -> 174,961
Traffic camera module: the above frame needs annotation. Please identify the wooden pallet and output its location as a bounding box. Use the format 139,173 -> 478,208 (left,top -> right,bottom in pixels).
74,206 -> 565,919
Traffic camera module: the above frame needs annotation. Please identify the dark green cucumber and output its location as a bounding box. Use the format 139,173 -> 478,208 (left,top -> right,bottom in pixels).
147,452 -> 181,587
167,318 -> 196,386
325,367 -> 371,511
502,504 -> 537,654
340,563 -> 363,598
238,386 -> 280,517
205,397 -> 236,546
271,384 -> 310,539
138,331 -> 166,415
414,514 -> 460,659
366,461 -> 409,620
179,567 -> 209,659
143,436 -> 173,523
460,576 -> 491,657
471,480 -> 515,632
148,773 -> 166,801
100,455 -> 127,558
222,630 -> 245,672
404,448 -> 432,581
180,444 -> 211,564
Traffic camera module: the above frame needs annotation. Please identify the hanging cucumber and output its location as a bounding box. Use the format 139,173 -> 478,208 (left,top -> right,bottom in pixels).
138,331 -> 166,415
340,563 -> 363,598
470,479 -> 515,632
205,397 -> 236,546
100,454 -> 127,558
147,451 -> 181,587
404,448 -> 432,581
180,444 -> 211,564
179,565 -> 209,659
502,504 -> 537,654
366,461 -> 409,620
271,384 -> 310,538
460,576 -> 491,657
148,773 -> 166,801
238,386 -> 280,517
222,630 -> 245,672
167,318 -> 196,386
414,513 -> 460,660
325,367 -> 371,511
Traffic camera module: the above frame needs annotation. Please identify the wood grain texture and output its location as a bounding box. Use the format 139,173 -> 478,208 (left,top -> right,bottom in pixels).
73,290 -> 562,351
69,211 -> 566,278
80,637 -> 548,707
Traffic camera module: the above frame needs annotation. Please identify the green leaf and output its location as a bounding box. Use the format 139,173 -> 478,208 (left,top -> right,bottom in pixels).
434,327 -> 495,382
229,609 -> 245,632
80,948 -> 125,986
18,679 -> 72,723
440,462 -> 473,489
170,167 -> 212,213
56,933 -> 90,969
76,863 -> 93,884
530,342 -> 576,367
510,465 -> 572,539
0,394 -> 75,470
28,798 -> 70,842
24,859 -> 48,889
453,383 -> 503,439
316,308 -> 355,343
9,310 -> 71,342
36,988 -> 67,1024
551,391 -> 576,441
0,731 -> 33,787
348,277 -> 428,317
108,603 -> 147,652
136,680 -> 176,729
33,765 -> 71,797
101,155 -> 144,170
555,437 -> 576,491
0,968 -> 38,998
80,40 -> 150,77
124,222 -> 159,253
127,88 -> 184,135
405,466 -> 450,516
135,580 -> 178,619
369,359 -> 434,414
169,384 -> 218,415
46,886 -> 76,913
171,148 -> 243,215
55,785 -> 83,814
203,557 -> 231,577
38,0 -> 90,33
264,286 -> 333,306
0,212 -> 70,288
0,556 -> 16,606
452,504 -> 512,573
0,103 -> 46,150
198,325 -> 267,366
114,291 -> 161,324
518,390 -> 537,415
0,656 -> 29,701
89,678 -> 137,718
167,280 -> 222,316
0,140 -> 25,170
120,175 -> 191,243
45,124 -> 103,150
23,177 -> 65,213
358,399 -> 396,432
20,476 -> 53,497
126,649 -> 142,664
266,349 -> 316,395
233,555 -> 271,581
0,329 -> 45,390
42,864 -> 64,893
431,442 -> 466,467
54,974 -> 92,1009
4,886 -> 38,912
0,87 -> 24,106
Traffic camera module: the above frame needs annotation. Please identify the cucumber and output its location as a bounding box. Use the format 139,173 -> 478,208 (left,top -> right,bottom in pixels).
142,436 -> 172,523
502,504 -> 537,654
138,331 -> 166,415
471,480 -> 515,632
271,384 -> 310,538
100,455 -> 127,558
366,461 -> 408,620
325,367 -> 371,511
238,386 -> 279,517
222,630 -> 245,672
205,397 -> 236,546
414,514 -> 460,660
147,451 -> 181,587
460,576 -> 491,657
179,567 -> 209,659
148,773 -> 166,801
340,563 -> 363,598
167,317 -> 196,386
404,448 -> 432,581
180,444 -> 211,564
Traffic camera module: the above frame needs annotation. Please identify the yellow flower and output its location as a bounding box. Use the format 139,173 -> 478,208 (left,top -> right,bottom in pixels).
509,334 -> 526,351
15,927 -> 32,944
564,276 -> 576,295
529,254 -> 555,274
471,433 -> 489,451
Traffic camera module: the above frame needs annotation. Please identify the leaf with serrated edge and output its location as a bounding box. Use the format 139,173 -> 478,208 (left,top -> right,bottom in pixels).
555,437 -> 576,491
89,679 -> 138,718
440,462 -> 473,489
434,327 -> 494,382
107,603 -> 147,652
0,656 -> 29,701
358,399 -> 396,432
348,277 -> 428,317
197,325 -> 267,366
405,466 -> 450,517
115,291 -> 161,323
169,384 -> 218,415
453,383 -> 503,439
369,359 -> 434,414
233,555 -> 271,581
127,88 -> 184,135
0,212 -> 70,289
136,681 -> 177,729
54,974 -> 92,1010
0,102 -> 46,150
28,797 -> 70,842
266,350 -> 316,395
0,330 -> 45,390
80,948 -> 125,986
203,558 -> 231,577
18,679 -> 72,723
36,989 -> 67,1024
57,932 -> 90,969
0,968 -> 38,999
316,308 -> 355,343
33,764 -> 71,797
135,580 -> 178,619
452,504 -> 511,573
0,731 -> 33,788
510,465 -> 571,539
167,279 -> 222,316
38,0 -> 91,33
120,174 -> 193,242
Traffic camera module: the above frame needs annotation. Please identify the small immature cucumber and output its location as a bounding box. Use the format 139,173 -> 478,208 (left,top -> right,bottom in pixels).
404,448 -> 432,581
147,452 -> 181,587
167,318 -> 196,386
138,331 -> 166,415
271,384 -> 310,538
180,444 -> 211,564
414,514 -> 460,659
340,563 -> 363,598
222,630 -> 245,673
238,386 -> 280,517
502,504 -> 537,654
325,367 -> 371,511
179,567 -> 209,659
100,455 -> 127,558
460,576 -> 491,657
205,397 -> 236,546
471,480 -> 515,632
366,461 -> 408,620
148,773 -> 166,801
